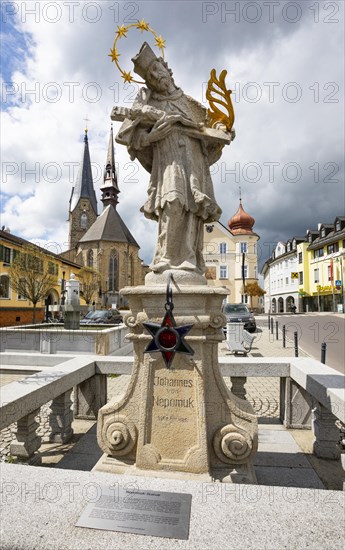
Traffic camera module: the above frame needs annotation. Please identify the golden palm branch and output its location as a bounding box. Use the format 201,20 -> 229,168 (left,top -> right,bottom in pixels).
206,69 -> 235,131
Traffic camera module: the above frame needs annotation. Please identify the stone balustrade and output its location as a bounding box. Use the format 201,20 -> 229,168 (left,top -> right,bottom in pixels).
0,354 -> 344,473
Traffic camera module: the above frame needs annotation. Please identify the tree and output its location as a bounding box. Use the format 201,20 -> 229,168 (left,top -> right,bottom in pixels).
244,282 -> 266,309
8,245 -> 57,323
78,266 -> 101,305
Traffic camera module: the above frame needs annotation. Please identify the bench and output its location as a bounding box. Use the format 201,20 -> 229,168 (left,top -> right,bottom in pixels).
226,322 -> 256,356
242,330 -> 256,353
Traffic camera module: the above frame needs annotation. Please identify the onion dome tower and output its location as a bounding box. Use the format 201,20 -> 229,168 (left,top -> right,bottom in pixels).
228,198 -> 256,235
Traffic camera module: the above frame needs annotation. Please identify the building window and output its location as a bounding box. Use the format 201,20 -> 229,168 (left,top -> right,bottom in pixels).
3,246 -> 12,265
25,254 -> 43,273
328,265 -> 332,281
48,261 -> 58,275
298,252 -> 302,263
314,268 -> 319,283
308,233 -> 312,242
286,277 -> 289,285
292,240 -> 296,250
321,228 -> 325,238
314,248 -> 324,258
18,278 -> 27,300
240,242 -> 247,253
108,250 -> 119,291
87,249 -> 94,268
287,243 -> 291,252
0,275 -> 10,298
219,242 -> 227,254
253,243 -> 257,254
80,213 -> 88,229
241,294 -> 248,304
299,272 -> 303,284
327,242 -> 339,255
241,265 -> 248,279
105,163 -> 111,179
219,265 -> 228,279
336,221 -> 341,232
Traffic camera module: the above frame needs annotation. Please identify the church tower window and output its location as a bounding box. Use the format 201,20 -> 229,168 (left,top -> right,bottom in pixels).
109,250 -> 119,292
80,213 -> 88,229
87,249 -> 94,268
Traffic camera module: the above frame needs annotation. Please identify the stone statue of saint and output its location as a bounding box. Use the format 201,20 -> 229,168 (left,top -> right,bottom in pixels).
115,42 -> 234,275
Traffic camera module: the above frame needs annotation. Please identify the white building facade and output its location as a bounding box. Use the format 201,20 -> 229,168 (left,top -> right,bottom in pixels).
262,238 -> 305,313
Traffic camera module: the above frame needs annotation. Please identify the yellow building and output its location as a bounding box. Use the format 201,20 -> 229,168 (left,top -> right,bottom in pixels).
0,229 -> 82,326
297,217 -> 345,312
203,199 -> 260,309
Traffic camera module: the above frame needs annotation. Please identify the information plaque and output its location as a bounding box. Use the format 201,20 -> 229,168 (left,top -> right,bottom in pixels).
76,486 -> 192,540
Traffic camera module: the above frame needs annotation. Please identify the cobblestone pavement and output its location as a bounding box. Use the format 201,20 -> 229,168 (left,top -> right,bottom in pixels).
219,318 -> 308,420
0,319 -> 309,459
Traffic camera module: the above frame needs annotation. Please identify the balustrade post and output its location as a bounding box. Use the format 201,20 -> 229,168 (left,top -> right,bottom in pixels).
280,378 -> 312,428
74,374 -> 107,420
49,390 -> 73,443
230,377 -> 247,400
313,402 -> 341,459
10,408 -> 41,459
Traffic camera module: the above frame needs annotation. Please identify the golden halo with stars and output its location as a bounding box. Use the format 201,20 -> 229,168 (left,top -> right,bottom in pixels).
108,20 -> 166,84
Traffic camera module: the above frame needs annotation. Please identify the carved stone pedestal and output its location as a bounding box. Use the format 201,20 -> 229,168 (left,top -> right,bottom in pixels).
96,278 -> 258,483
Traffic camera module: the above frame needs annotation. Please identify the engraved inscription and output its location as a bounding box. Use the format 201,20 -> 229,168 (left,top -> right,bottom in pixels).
150,364 -> 198,461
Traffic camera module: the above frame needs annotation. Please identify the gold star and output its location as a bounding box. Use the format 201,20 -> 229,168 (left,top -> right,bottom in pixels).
122,71 -> 133,83
136,19 -> 149,32
116,25 -> 128,38
155,35 -> 166,50
108,47 -> 120,63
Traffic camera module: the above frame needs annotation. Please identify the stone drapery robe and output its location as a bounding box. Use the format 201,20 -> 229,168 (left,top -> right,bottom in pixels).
116,87 -> 222,273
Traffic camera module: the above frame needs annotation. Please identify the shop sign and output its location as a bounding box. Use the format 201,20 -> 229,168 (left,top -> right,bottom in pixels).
316,285 -> 333,293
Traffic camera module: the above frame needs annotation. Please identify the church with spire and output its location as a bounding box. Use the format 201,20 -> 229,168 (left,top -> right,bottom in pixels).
62,126 -> 147,307
68,128 -> 98,249
203,197 -> 261,309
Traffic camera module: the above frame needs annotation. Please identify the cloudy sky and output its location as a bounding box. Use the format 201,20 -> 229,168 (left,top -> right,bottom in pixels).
1,0 -> 344,269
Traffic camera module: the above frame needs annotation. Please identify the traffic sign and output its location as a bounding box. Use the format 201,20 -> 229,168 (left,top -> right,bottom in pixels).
335,280 -> 342,286
291,272 -> 299,279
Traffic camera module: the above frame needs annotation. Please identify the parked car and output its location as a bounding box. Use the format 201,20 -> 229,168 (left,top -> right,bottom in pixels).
223,303 -> 256,333
80,309 -> 123,325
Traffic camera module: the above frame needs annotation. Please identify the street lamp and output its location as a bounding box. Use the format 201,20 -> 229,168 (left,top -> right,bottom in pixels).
241,251 -> 246,304
60,271 -> 66,306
